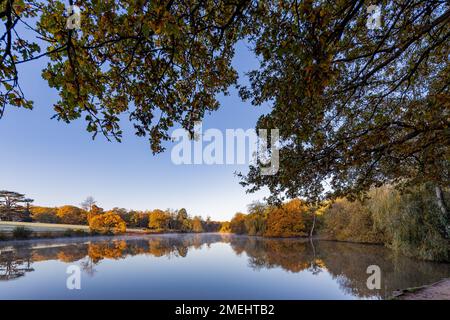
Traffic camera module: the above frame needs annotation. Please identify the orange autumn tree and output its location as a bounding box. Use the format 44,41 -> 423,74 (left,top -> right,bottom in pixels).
87,205 -> 104,221
264,199 -> 309,238
56,205 -> 87,225
31,206 -> 59,223
89,211 -> 126,235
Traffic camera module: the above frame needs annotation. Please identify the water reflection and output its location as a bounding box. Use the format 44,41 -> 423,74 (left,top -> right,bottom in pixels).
0,234 -> 449,299
0,250 -> 34,280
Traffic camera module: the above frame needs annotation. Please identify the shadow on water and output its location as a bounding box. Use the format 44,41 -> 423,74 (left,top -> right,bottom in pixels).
1,234 -> 449,299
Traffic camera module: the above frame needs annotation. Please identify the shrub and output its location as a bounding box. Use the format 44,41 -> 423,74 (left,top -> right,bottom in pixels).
12,226 -> 32,239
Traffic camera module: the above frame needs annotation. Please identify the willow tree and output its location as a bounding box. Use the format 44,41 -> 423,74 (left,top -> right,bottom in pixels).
239,1 -> 449,230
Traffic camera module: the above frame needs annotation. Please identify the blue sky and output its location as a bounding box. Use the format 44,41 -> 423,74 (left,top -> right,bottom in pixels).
0,40 -> 272,221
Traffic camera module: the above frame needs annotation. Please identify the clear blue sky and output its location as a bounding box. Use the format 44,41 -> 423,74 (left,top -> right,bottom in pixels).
0,41 -> 271,221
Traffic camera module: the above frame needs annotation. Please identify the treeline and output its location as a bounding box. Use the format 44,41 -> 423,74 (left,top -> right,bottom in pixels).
30,204 -> 221,234
224,184 -> 449,262
224,199 -> 319,238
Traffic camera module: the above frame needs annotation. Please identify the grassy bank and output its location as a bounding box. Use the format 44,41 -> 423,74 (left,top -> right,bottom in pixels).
0,221 -> 213,241
0,221 -> 146,240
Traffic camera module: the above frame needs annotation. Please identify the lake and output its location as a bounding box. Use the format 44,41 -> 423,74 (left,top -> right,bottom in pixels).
0,233 -> 449,299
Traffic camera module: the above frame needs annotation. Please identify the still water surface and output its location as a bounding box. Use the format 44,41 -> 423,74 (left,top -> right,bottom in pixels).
1,233 -> 449,299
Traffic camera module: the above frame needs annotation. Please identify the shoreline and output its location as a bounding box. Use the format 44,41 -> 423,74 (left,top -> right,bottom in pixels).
391,278 -> 450,300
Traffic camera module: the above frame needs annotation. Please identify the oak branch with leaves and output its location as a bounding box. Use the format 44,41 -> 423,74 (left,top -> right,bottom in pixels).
0,0 -> 251,152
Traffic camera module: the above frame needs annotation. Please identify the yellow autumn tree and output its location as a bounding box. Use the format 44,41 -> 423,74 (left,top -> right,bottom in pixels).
220,221 -> 231,233
89,212 -> 126,235
56,205 -> 87,225
148,209 -> 171,230
31,206 -> 59,223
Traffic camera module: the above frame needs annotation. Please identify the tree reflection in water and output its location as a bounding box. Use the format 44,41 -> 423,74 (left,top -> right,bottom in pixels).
0,234 -> 448,299
0,248 -> 34,280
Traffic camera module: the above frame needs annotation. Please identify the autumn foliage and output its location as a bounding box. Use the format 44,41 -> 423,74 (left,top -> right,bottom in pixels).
228,199 -> 315,238
25,199 -> 221,234
89,212 -> 126,235
264,199 -> 309,238
56,205 -> 87,225
148,209 -> 170,231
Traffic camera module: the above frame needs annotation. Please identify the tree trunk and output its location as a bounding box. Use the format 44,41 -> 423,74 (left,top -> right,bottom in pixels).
309,212 -> 316,238
435,185 -> 448,218
435,185 -> 449,238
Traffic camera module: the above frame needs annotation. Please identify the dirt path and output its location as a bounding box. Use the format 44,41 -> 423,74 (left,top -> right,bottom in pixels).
393,278 -> 450,300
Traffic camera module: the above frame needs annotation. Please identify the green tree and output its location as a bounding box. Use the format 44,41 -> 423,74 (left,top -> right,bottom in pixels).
176,208 -> 191,232
245,201 -> 268,236
0,190 -> 34,221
